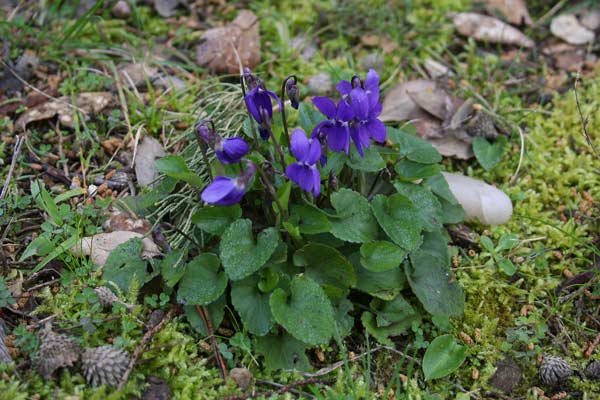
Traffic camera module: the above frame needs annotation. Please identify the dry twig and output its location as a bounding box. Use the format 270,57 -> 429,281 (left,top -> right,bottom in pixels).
222,377 -> 333,400
0,135 -> 25,200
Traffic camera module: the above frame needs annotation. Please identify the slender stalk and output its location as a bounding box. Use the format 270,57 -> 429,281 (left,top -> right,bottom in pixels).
194,119 -> 214,180
280,74 -> 296,148
270,129 -> 287,169
255,164 -> 287,221
240,75 -> 260,148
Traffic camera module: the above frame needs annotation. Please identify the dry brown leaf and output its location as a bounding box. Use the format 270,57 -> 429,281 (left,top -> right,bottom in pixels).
196,10 -> 260,74
379,80 -> 437,122
135,136 -> 167,187
485,0 -> 532,26
550,14 -> 595,45
554,49 -> 585,72
118,62 -> 159,88
424,59 -> 453,78
103,209 -> 152,235
15,92 -> 112,131
360,34 -> 397,53
71,231 -> 161,267
451,12 -> 534,48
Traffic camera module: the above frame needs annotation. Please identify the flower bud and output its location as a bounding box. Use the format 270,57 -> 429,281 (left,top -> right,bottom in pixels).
195,120 -> 217,147
285,78 -> 300,109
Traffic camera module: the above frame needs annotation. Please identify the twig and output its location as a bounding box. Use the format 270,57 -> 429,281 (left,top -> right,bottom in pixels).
118,305 -> 180,389
509,126 -> 525,186
573,74 -> 598,158
255,379 -> 315,398
222,377 -> 333,400
196,305 -> 228,382
585,332 -> 600,359
0,135 -> 25,200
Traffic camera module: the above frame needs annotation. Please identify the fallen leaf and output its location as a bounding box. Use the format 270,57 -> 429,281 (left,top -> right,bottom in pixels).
580,10 -> 600,31
407,86 -> 458,120
380,80 -> 437,122
103,209 -> 152,235
15,92 -> 112,130
424,59 -> 454,78
428,136 -> 473,160
485,0 -> 532,26
196,10 -> 260,74
550,14 -> 595,45
361,34 -> 398,53
118,62 -> 159,88
450,12 -> 534,48
71,231 -> 161,267
554,49 -> 585,72
135,136 -> 167,187
154,0 -> 181,17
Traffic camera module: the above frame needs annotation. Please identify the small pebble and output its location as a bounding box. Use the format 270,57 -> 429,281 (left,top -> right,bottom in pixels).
230,367 -> 253,390
112,0 -> 131,19
308,73 -> 332,95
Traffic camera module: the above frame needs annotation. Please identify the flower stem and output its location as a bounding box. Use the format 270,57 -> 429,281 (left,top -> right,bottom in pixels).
270,131 -> 287,170
255,164 -> 287,221
240,75 -> 260,149
194,123 -> 214,180
280,74 -> 296,148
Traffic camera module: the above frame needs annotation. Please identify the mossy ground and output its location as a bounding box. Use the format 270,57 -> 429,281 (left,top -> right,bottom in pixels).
1,0 -> 599,399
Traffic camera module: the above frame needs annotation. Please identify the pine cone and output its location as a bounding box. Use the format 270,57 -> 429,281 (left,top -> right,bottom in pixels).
34,326 -> 81,380
81,345 -> 130,387
94,287 -> 120,308
585,360 -> 600,380
94,286 -> 134,311
539,355 -> 573,387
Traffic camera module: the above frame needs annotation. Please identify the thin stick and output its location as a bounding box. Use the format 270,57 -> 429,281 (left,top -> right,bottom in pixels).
118,305 -> 180,389
509,126 -> 525,186
574,74 -> 598,158
0,135 -> 25,200
222,377 -> 333,400
196,305 -> 228,381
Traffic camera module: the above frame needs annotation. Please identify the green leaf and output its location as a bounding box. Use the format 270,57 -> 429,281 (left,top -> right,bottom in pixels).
231,276 -> 274,336
32,235 -> 79,273
394,182 -> 443,232
472,136 -> 507,171
298,102 -> 326,133
388,127 -> 442,164
498,258 -> 517,276
360,241 -> 407,272
31,180 -> 62,226
439,198 -> 466,224
289,204 -> 331,234
270,275 -> 334,345
220,219 -> 279,281
395,160 -> 441,180
362,296 -> 421,345
371,194 -> 422,251
103,238 -> 150,292
496,234 -> 519,252
293,243 -> 356,298
19,236 -> 54,261
346,145 -> 385,172
423,174 -> 459,205
274,181 -> 292,214
192,205 -> 242,235
255,334 -> 310,371
407,248 -> 464,317
349,252 -> 407,300
160,249 -> 187,287
183,294 -> 227,336
479,236 -> 495,253
423,334 -> 467,381
329,189 -> 378,243
155,155 -> 204,188
334,297 -> 354,339
177,253 -> 227,305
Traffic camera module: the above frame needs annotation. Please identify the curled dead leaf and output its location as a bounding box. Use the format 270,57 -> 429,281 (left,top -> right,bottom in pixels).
103,209 -> 152,235
71,231 -> 161,267
451,12 -> 534,48
485,0 -> 532,26
135,136 -> 167,187
380,80 -> 437,122
196,10 -> 260,74
550,14 -> 595,45
15,92 -> 112,131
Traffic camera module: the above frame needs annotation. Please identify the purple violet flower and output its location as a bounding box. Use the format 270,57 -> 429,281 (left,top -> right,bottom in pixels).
243,69 -> 282,140
336,69 -> 386,156
285,129 -> 321,197
311,96 -> 354,154
201,162 -> 255,206
214,137 -> 249,164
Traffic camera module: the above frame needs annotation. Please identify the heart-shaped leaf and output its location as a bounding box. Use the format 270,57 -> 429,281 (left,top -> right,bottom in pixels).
388,127 -> 442,164
371,194 -> 422,251
103,238 -> 150,292
472,136 -> 507,171
299,102 -> 326,134
231,276 -> 274,336
270,275 -> 334,345
192,205 -> 242,235
423,334 -> 467,380
220,219 -> 279,281
395,160 -> 441,180
183,294 -> 226,336
394,182 -> 443,232
177,253 -> 227,305
255,334 -> 310,371
362,295 -> 421,345
360,241 -> 407,272
293,243 -> 356,298
329,189 -> 378,243
346,145 -> 386,172
407,248 -> 464,317
289,204 -> 331,234
350,253 -> 408,300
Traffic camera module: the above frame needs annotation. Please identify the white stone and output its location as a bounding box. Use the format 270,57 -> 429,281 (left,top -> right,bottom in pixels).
550,14 -> 595,45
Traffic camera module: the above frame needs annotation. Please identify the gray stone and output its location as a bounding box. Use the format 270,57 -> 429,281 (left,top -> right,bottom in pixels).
490,358 -> 522,393
308,73 -> 332,95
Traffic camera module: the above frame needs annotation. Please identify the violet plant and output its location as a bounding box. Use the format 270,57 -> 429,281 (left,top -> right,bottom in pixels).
156,68 -> 466,371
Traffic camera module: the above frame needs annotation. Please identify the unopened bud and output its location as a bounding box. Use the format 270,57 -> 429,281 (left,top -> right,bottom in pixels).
285,78 -> 300,109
